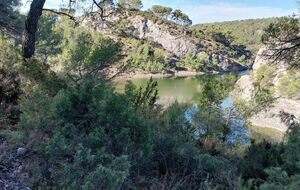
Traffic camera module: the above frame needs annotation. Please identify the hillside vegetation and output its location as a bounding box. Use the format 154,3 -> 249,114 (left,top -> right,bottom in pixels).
80,8 -> 250,74
1,0 -> 300,189
194,18 -> 278,54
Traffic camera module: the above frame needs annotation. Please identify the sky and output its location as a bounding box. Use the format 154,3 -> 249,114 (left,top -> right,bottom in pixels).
21,0 -> 298,24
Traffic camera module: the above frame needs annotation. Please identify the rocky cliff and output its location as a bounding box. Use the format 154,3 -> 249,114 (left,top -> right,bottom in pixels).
79,9 -> 248,73
234,47 -> 300,132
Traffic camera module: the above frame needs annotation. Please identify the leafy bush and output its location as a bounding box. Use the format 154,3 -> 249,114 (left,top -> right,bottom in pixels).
19,19 -> 153,189
2,6 -> 300,190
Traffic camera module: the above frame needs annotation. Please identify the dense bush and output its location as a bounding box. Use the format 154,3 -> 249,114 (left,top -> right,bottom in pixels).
21,77 -> 151,189
124,40 -> 168,72
239,123 -> 300,189
178,51 -> 207,71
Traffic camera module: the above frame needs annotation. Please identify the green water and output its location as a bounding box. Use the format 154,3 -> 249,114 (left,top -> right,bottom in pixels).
115,74 -> 238,106
115,73 -> 251,144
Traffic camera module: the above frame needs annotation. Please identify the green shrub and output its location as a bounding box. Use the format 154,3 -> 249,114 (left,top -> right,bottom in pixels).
125,43 -> 167,72
20,78 -> 152,189
240,141 -> 282,183
278,69 -> 300,99
179,51 -> 207,71
250,64 -> 276,89
0,34 -> 21,126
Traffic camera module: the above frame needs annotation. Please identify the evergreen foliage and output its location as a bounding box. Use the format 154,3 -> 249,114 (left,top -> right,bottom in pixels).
194,18 -> 278,53
1,1 -> 300,190
124,38 -> 167,72
117,0 -> 143,10
0,0 -> 23,34
178,51 -> 207,71
150,5 -> 173,19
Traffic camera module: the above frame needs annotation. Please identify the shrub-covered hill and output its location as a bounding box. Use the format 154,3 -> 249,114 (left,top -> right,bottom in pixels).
193,18 -> 279,54
79,9 -> 250,74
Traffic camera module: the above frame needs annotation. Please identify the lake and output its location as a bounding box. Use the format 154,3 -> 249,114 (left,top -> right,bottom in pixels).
115,73 -> 250,144
115,74 -> 237,106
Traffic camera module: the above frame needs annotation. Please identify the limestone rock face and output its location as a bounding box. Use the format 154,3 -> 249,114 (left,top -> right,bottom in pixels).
249,98 -> 300,132
81,11 -> 198,57
134,16 -> 198,57
252,47 -> 268,70
234,47 -> 300,132
235,74 -> 254,101
80,10 -> 248,72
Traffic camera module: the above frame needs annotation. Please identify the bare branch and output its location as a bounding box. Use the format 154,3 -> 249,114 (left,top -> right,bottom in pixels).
92,0 -> 113,18
42,8 -> 76,21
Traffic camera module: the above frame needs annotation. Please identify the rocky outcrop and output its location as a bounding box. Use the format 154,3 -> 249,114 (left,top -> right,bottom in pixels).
249,98 -> 300,132
234,47 -> 300,132
80,9 -> 248,72
81,10 -> 200,57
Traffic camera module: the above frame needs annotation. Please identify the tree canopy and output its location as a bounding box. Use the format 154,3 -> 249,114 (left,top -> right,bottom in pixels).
172,9 -> 192,27
150,5 -> 173,19
118,0 -> 143,10
261,16 -> 300,67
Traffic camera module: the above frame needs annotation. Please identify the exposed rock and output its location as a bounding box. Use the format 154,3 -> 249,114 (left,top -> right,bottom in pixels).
219,59 -> 248,72
79,9 -> 248,73
235,74 -> 255,101
81,11 -> 198,57
249,98 -> 300,132
234,47 -> 300,132
17,148 -> 26,157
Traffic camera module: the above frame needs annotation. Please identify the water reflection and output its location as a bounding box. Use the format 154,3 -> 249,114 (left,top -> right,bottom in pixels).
220,96 -> 250,144
116,74 -> 234,105
115,73 -> 250,144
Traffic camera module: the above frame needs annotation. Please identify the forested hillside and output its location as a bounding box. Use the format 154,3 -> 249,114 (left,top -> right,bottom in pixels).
0,0 -> 300,189
194,18 -> 278,54
79,8 -> 250,75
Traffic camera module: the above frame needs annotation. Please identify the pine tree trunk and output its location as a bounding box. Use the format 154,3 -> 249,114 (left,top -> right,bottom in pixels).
22,0 -> 46,59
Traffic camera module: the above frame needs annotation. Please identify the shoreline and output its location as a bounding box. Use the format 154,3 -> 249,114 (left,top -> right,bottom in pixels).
112,70 -> 220,81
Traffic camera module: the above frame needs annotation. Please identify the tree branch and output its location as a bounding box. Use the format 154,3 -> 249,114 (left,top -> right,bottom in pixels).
42,8 -> 76,21
92,0 -> 112,18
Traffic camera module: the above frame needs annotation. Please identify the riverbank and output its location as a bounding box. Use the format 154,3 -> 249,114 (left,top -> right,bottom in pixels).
112,70 -> 211,81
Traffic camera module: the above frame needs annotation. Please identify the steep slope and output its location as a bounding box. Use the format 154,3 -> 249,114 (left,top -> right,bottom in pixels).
79,9 -> 249,75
